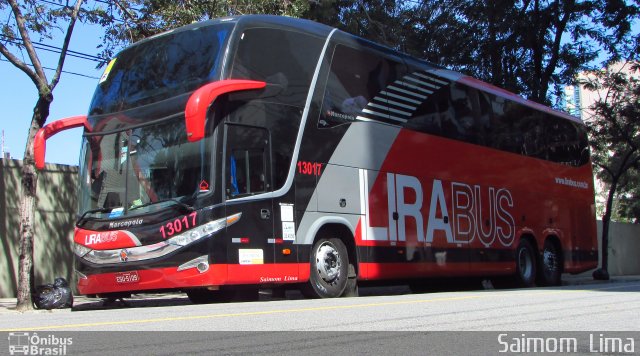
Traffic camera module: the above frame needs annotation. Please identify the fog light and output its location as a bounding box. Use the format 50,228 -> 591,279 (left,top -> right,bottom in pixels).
196,262 -> 209,273
177,255 -> 209,273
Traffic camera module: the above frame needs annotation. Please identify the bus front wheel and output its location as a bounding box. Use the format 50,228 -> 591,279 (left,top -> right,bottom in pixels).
303,237 -> 349,298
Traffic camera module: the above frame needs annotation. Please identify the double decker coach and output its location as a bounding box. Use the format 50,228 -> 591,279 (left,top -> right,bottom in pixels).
35,15 -> 598,302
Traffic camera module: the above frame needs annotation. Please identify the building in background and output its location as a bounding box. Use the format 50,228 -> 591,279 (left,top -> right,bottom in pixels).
563,62 -> 638,121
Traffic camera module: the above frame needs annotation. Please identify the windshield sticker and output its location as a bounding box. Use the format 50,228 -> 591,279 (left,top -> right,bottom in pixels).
99,58 -> 117,84
109,207 -> 124,219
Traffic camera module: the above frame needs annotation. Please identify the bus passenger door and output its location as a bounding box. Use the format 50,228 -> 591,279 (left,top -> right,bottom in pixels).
223,124 -> 274,275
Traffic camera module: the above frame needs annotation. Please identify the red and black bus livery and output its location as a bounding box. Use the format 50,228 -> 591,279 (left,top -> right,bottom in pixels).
35,15 -> 597,301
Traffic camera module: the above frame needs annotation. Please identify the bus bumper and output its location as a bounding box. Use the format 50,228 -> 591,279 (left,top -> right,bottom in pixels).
76,263 -> 309,295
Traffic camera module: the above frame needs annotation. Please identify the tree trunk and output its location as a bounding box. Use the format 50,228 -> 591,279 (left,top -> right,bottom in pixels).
16,95 -> 51,311
593,177 -> 618,281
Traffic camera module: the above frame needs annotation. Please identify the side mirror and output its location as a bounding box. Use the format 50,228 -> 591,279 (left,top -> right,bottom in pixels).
184,80 -> 266,142
34,116 -> 89,170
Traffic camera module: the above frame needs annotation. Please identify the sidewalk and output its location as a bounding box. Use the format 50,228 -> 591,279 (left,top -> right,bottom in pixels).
1,274 -> 639,313
561,272 -> 640,286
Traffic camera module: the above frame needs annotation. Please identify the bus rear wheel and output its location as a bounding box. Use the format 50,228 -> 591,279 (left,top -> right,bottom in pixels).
303,237 -> 349,298
538,239 -> 562,286
515,239 -> 537,287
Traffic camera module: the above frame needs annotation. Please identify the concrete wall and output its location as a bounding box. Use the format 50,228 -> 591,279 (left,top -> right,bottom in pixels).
0,159 -> 77,298
597,220 -> 640,276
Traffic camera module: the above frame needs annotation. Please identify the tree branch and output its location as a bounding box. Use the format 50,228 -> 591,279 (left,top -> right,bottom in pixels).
0,41 -> 40,87
50,0 -> 84,90
358,0 -> 388,44
7,0 -> 48,93
541,1 -> 573,102
594,161 -> 615,178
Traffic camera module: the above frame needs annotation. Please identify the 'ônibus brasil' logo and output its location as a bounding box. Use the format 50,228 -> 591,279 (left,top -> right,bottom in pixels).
364,173 -> 516,247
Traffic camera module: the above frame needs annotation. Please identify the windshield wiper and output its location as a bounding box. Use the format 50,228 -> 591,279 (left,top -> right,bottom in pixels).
129,198 -> 195,214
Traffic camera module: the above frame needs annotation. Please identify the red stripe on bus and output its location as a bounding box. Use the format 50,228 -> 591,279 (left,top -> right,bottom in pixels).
77,263 -> 310,295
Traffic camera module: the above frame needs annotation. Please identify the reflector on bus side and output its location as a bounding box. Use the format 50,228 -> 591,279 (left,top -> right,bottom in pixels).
34,115 -> 89,170
184,79 -> 266,142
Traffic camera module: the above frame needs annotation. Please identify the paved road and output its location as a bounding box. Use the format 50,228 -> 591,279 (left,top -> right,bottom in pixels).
1,280 -> 639,355
1,280 -> 639,332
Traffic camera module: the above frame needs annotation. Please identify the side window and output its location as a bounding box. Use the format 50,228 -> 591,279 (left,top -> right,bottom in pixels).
319,45 -> 405,128
409,83 -> 484,145
229,149 -> 265,195
225,124 -> 270,199
231,28 -> 323,106
545,116 -> 584,166
515,109 -> 545,159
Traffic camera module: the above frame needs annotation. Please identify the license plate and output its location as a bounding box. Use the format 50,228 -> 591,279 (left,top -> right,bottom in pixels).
115,271 -> 140,284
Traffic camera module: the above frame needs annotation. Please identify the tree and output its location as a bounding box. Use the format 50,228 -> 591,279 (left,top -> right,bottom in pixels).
0,0 -> 130,311
409,1 -> 639,105
100,0 -> 311,46
309,1 -> 639,105
583,62 -> 640,280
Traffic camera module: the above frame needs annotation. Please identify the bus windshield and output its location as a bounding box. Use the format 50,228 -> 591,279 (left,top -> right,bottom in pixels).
89,23 -> 232,115
78,116 -> 212,219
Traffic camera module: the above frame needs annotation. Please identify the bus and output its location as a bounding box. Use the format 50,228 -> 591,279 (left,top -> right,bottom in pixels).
34,15 -> 598,302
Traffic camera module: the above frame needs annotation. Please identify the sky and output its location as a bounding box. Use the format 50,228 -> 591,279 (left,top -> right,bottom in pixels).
1,20 -> 104,166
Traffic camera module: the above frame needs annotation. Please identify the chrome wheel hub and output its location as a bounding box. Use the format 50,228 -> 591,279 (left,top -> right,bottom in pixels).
316,242 -> 341,283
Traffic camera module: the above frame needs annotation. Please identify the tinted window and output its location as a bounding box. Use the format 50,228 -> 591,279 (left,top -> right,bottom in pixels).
406,81 -> 588,166
225,124 -> 270,199
319,45 -> 406,128
231,28 -> 323,106
411,83 -> 482,144
90,24 -> 231,114
545,116 -> 588,166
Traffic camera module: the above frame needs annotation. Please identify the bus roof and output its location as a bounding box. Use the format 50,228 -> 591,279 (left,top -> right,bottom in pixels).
128,15 -> 582,126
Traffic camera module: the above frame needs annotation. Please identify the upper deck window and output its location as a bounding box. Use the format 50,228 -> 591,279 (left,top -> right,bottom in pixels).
230,28 -> 323,106
319,44 -> 406,128
89,23 -> 232,115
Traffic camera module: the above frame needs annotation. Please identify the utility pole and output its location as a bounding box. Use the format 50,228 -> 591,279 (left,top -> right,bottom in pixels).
1,129 -> 8,159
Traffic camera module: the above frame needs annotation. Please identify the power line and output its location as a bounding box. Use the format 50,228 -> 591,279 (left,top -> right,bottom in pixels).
0,58 -> 100,79
0,34 -> 104,62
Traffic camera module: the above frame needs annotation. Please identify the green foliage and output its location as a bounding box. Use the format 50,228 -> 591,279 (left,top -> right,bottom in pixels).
584,62 -> 640,223
100,0 -> 311,57
309,1 -> 639,105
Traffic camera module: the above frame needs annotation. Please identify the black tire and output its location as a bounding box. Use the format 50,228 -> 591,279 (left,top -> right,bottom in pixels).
186,289 -> 239,304
302,237 -> 349,298
341,263 -> 359,297
537,239 -> 562,286
186,289 -> 218,304
515,239 -> 537,287
233,287 -> 260,302
409,279 -> 436,294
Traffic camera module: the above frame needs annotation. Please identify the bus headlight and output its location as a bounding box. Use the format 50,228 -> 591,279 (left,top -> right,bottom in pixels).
76,212 -> 242,265
74,243 -> 92,257
167,212 -> 241,247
